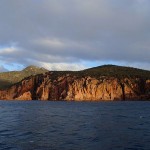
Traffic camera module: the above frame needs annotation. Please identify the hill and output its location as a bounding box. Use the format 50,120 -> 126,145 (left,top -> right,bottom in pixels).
48,65 -> 150,79
82,65 -> 150,78
0,65 -> 48,89
1,64 -> 150,90
0,65 -> 150,101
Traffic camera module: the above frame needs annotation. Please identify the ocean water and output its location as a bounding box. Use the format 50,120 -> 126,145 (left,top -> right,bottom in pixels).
0,101 -> 150,150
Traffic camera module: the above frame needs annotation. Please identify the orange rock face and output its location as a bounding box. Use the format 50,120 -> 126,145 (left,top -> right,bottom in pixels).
0,72 -> 150,101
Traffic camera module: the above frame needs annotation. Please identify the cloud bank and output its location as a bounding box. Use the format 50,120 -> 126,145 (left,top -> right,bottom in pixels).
0,0 -> 150,70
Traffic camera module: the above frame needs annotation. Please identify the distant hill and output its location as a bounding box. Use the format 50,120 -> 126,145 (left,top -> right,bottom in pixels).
82,65 -> 150,79
0,65 -> 48,89
52,65 -> 150,79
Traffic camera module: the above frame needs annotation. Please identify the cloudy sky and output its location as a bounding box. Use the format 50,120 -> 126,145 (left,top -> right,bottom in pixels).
0,0 -> 150,72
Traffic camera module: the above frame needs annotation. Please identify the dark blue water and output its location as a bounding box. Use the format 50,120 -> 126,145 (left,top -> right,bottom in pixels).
0,101 -> 150,150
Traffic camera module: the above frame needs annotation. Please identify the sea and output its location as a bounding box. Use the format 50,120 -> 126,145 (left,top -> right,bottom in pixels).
0,101 -> 150,150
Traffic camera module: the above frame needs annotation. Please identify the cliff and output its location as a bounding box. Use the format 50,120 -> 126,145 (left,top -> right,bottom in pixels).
0,65 -> 150,101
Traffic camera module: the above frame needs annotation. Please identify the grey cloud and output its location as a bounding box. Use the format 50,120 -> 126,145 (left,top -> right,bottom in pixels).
0,0 -> 150,70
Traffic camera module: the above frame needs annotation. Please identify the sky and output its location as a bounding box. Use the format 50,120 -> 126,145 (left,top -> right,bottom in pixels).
0,0 -> 150,72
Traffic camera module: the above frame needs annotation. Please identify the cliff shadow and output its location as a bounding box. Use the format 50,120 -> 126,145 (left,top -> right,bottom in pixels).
0,79 -> 12,90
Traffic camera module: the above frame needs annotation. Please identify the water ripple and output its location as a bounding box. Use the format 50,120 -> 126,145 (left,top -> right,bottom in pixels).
0,101 -> 150,150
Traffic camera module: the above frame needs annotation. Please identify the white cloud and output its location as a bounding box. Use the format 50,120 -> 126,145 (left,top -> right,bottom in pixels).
35,38 -> 65,49
36,62 -> 86,71
0,46 -> 17,54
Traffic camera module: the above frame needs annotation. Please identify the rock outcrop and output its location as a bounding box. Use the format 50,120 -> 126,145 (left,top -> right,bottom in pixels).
0,71 -> 150,101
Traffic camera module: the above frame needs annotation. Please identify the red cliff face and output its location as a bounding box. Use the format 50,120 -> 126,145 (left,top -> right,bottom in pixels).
0,72 -> 150,101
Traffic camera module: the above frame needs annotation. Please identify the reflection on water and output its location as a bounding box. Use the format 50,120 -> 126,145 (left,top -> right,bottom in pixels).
0,101 -> 150,150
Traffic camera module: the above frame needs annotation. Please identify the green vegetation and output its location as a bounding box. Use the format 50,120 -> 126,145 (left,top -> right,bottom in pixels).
82,65 -> 150,79
0,65 -> 48,89
44,65 -> 150,80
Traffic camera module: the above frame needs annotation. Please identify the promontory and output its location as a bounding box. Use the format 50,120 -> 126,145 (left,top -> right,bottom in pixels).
0,65 -> 150,101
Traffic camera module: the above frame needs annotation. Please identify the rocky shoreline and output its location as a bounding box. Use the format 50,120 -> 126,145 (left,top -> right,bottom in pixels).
0,70 -> 150,101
